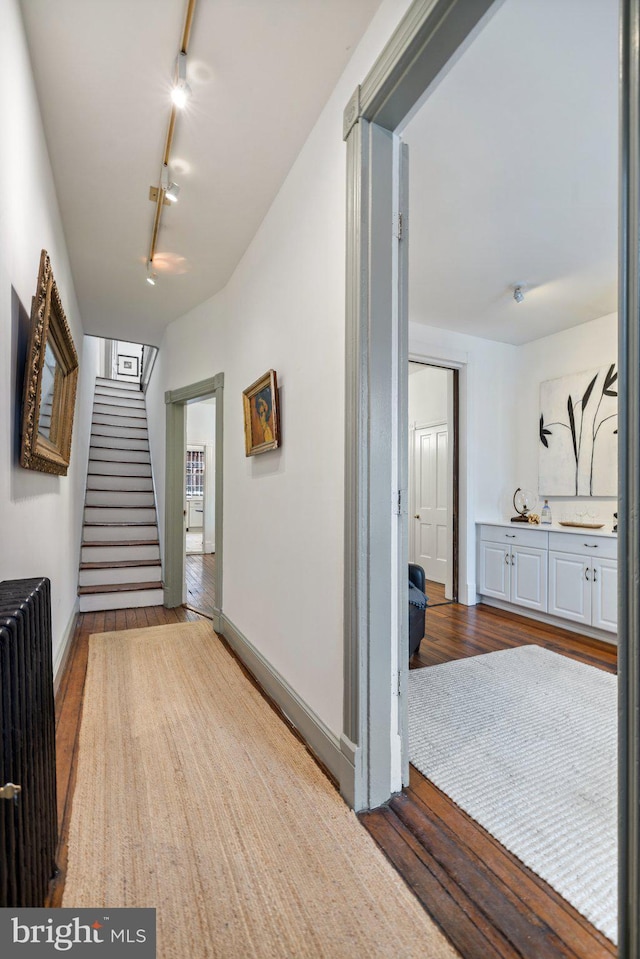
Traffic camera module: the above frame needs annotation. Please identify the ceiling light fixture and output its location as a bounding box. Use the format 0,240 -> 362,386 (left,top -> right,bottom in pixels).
146,262 -> 156,286
513,285 -> 525,304
171,52 -> 191,109
166,182 -> 180,203
145,0 -> 197,283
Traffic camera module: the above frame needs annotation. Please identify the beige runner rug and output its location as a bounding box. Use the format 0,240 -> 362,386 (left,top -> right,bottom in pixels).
63,621 -> 457,959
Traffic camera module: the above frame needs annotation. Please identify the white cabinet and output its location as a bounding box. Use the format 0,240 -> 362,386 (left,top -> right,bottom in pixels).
478,526 -> 548,613
548,533 -> 617,634
187,498 -> 203,529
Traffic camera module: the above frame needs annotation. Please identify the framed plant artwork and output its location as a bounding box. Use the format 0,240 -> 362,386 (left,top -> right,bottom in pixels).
242,370 -> 280,456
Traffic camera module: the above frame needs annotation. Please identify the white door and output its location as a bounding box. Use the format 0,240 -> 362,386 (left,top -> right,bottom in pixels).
511,545 -> 548,613
592,558 -> 617,634
548,551 -> 591,626
413,424 -> 449,583
479,542 -> 510,602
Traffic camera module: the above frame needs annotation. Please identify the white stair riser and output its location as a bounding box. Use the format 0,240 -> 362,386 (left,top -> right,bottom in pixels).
85,506 -> 156,524
83,524 -> 158,542
91,421 -> 148,439
93,402 -> 146,420
86,474 -> 153,491
89,446 -> 150,463
81,544 -> 160,563
93,414 -> 148,432
94,386 -> 145,401
79,589 -> 164,612
90,434 -> 149,451
94,392 -> 145,408
88,458 -> 151,475
79,566 -> 162,587
95,377 -> 140,392
85,490 -> 155,508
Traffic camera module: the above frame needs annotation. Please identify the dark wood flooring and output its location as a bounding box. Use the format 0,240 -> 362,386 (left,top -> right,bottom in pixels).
425,579 -> 452,607
185,552 -> 215,616
361,601 -> 617,959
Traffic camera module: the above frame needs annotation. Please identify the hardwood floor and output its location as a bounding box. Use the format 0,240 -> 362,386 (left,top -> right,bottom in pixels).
361,601 -> 617,959
47,604 -> 207,908
425,579 -> 452,607
185,552 -> 215,616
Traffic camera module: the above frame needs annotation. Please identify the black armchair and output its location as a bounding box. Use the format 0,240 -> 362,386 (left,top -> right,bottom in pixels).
408,563 -> 428,659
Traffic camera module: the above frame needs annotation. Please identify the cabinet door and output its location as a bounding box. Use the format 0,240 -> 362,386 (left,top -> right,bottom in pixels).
592,558 -> 617,633
548,551 -> 591,625
511,545 -> 548,612
479,542 -> 510,601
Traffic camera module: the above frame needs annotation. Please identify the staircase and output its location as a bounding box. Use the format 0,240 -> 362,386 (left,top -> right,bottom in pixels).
78,377 -> 164,612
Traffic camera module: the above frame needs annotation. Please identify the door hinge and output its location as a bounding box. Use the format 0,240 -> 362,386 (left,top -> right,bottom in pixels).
393,212 -> 404,240
395,489 -> 408,515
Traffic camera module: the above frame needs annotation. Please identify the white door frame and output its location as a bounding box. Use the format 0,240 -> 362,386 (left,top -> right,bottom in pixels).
342,1 -> 639,953
164,374 -> 224,630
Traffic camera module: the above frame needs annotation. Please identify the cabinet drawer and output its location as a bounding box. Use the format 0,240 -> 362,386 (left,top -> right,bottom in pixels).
480,525 -> 548,549
548,531 -> 617,560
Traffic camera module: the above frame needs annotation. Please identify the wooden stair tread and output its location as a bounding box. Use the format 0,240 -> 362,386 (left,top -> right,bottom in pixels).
82,540 -> 160,547
78,581 -> 163,595
83,522 -> 157,527
84,505 -> 156,510
80,560 -> 161,570
86,488 -> 152,493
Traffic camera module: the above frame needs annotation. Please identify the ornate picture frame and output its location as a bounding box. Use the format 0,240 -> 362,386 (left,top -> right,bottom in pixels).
20,250 -> 79,476
242,369 -> 280,456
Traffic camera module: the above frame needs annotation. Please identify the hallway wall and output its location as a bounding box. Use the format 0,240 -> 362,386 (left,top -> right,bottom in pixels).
0,0 -> 97,670
146,0 -> 415,738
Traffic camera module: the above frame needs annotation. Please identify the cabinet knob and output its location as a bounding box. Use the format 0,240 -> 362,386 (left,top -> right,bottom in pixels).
414,514 -> 420,519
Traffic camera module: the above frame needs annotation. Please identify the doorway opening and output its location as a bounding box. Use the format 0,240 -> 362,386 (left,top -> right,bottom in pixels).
164,374 -> 224,630
184,397 -> 216,617
408,362 -> 458,608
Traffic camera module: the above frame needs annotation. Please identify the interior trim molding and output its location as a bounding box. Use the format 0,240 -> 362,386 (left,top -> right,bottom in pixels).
220,613 -> 342,785
53,600 -> 79,695
164,373 -> 224,612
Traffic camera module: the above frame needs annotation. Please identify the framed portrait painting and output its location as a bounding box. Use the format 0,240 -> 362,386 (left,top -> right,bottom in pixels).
242,370 -> 280,456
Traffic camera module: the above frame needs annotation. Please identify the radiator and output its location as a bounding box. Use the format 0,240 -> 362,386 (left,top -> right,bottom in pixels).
0,578 -> 58,906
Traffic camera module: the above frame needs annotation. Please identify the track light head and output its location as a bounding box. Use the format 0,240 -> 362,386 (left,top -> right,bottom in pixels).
513,285 -> 525,304
146,262 -> 156,286
171,52 -> 191,108
166,182 -> 180,203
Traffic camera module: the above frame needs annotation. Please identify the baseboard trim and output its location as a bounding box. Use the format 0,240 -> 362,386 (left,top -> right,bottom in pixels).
53,600 -> 79,694
479,595 -> 618,645
219,613 -> 342,785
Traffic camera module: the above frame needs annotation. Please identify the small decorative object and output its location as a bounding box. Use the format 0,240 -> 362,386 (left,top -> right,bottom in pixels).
558,521 -> 605,529
20,250 -> 79,476
527,513 -> 540,525
242,369 -> 280,456
540,499 -> 552,524
511,488 -> 535,523
117,354 -> 139,377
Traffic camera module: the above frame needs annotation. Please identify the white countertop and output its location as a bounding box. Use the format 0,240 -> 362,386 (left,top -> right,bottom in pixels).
477,520 -> 617,539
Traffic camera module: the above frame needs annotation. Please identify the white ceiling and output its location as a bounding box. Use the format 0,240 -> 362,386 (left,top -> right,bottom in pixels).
403,0 -> 618,345
20,0 -> 381,345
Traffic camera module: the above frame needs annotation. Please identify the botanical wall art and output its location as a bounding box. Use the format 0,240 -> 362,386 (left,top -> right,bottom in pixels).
242,369 -> 280,456
20,250 -> 79,476
117,354 -> 139,377
539,364 -> 617,496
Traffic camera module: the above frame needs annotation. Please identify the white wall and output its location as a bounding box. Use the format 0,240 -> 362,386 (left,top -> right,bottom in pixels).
515,311 -> 618,527
0,0 -> 96,668
146,0 -> 414,738
408,365 -> 449,426
409,322 -> 519,603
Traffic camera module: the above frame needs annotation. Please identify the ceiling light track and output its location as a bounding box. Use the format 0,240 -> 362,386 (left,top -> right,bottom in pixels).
146,0 -> 197,284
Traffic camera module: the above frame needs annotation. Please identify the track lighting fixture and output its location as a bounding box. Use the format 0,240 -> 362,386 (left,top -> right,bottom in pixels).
146,262 -> 156,286
171,52 -> 191,108
513,285 -> 525,304
166,182 -> 180,203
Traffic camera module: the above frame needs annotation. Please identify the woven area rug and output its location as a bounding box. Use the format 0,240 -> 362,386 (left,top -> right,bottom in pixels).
64,622 -> 458,959
408,645 -> 617,943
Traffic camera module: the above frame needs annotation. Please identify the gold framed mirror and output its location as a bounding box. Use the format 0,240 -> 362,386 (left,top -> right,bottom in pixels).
20,250 -> 79,476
